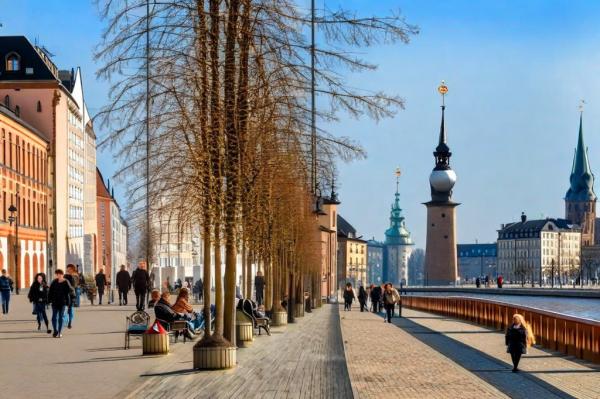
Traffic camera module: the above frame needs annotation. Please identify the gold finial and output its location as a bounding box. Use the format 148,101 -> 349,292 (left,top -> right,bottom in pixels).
579,99 -> 586,114
395,167 -> 401,177
438,80 -> 448,106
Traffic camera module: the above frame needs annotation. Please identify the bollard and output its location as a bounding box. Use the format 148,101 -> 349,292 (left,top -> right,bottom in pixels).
143,321 -> 169,355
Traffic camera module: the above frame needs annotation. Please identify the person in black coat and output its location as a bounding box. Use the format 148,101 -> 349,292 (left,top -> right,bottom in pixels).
48,269 -> 74,338
370,284 -> 382,313
343,283 -> 355,311
95,269 -> 108,305
254,271 -> 265,305
116,265 -> 131,306
131,265 -> 151,311
357,286 -> 367,312
505,313 -> 535,372
28,273 -> 51,334
193,278 -> 203,303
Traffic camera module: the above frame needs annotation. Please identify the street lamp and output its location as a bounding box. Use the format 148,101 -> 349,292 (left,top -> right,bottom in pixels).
8,204 -> 19,294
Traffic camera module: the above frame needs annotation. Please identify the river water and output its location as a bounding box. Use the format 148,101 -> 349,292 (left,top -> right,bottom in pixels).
405,292 -> 600,322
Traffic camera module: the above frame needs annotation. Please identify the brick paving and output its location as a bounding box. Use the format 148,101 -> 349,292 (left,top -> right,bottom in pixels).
121,304 -> 352,399
340,306 -> 508,399
394,307 -> 600,399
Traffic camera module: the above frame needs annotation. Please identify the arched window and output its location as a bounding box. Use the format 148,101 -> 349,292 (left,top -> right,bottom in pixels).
4,95 -> 9,107
5,53 -> 20,71
37,101 -> 42,113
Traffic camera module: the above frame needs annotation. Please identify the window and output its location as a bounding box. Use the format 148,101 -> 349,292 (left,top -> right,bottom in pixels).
6,53 -> 20,71
14,106 -> 20,117
4,95 -> 9,107
37,101 -> 42,113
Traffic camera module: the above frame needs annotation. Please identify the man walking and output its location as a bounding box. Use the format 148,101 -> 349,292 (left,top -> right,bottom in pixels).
254,270 -> 265,305
95,268 -> 107,305
116,265 -> 131,306
64,265 -> 79,329
48,269 -> 74,338
370,284 -> 382,313
194,278 -> 203,303
0,269 -> 14,314
131,264 -> 150,311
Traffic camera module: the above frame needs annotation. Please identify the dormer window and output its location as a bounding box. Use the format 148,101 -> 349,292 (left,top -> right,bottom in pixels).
6,52 -> 21,71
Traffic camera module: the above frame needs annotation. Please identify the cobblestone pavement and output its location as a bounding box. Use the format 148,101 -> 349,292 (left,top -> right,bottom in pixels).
340,306 -> 508,399
122,304 -> 352,399
393,307 -> 600,399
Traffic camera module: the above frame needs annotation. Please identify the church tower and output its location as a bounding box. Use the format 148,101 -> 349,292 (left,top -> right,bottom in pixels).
424,82 -> 459,285
565,106 -> 596,246
383,168 -> 414,285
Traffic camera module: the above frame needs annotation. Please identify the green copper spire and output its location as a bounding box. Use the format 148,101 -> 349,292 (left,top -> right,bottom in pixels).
566,112 -> 596,201
384,169 -> 414,245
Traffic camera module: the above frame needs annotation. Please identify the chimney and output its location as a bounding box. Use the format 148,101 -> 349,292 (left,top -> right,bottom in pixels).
521,212 -> 527,223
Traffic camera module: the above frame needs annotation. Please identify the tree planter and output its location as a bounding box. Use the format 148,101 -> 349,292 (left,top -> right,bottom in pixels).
272,311 -> 288,326
294,303 -> 304,318
193,345 -> 237,369
236,321 -> 253,347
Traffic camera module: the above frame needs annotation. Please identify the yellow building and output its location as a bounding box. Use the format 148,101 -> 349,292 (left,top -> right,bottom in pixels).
337,214 -> 367,289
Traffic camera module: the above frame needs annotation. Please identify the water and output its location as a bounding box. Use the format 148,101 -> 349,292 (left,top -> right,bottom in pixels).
406,292 -> 600,322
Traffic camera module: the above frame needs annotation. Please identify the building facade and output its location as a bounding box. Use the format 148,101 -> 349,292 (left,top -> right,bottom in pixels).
0,37 -> 98,276
366,239 -> 383,286
424,84 -> 459,285
457,243 -> 497,282
319,191 -> 339,301
337,214 -> 367,289
497,214 -> 581,285
0,104 -> 49,288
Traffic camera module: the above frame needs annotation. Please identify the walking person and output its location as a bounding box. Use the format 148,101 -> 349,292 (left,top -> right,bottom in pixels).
0,269 -> 14,314
357,285 -> 367,312
370,283 -> 382,313
131,264 -> 151,311
48,269 -> 74,338
505,313 -> 535,372
254,270 -> 265,305
382,283 -> 400,323
64,265 -> 79,328
95,268 -> 108,305
194,278 -> 203,303
116,265 -> 131,305
343,282 -> 355,311
28,273 -> 51,334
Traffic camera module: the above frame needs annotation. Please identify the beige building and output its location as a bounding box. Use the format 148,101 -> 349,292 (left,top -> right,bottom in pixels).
318,193 -> 339,301
0,37 -> 98,275
337,214 -> 367,289
497,214 -> 581,285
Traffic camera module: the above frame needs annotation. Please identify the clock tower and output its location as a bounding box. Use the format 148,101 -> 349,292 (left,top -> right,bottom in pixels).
423,82 -> 459,285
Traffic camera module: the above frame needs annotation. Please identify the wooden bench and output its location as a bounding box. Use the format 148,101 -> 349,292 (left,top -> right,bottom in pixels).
157,318 -> 190,343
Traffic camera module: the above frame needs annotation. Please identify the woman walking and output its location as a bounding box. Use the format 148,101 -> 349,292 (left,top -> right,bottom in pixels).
357,286 -> 367,312
28,273 -> 51,334
382,283 -> 400,323
343,283 -> 355,311
505,313 -> 535,372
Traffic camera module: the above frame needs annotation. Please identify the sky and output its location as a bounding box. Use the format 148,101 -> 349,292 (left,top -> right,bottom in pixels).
2,1 -> 600,248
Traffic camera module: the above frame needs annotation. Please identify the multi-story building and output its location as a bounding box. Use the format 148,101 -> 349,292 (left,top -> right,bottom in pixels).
318,189 -> 339,301
0,104 -> 49,288
497,213 -> 581,285
457,243 -> 497,282
366,239 -> 384,286
337,214 -> 367,289
0,36 -> 97,275
383,170 -> 414,286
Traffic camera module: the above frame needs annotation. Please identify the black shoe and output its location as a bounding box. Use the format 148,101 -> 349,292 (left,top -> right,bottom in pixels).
53,331 -> 58,338
37,323 -> 41,330
47,329 -> 52,334
68,323 -> 72,329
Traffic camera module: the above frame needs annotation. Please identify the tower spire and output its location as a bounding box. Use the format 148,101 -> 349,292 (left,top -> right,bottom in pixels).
566,101 -> 595,201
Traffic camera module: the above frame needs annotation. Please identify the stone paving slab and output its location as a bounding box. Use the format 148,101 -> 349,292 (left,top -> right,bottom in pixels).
395,307 -> 600,399
339,306 -> 508,399
121,304 -> 352,399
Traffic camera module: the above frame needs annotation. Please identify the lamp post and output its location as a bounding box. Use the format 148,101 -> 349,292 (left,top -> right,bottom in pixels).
8,204 -> 19,294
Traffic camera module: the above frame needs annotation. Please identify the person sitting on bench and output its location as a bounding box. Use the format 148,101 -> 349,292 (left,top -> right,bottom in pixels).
171,287 -> 203,332
154,291 -> 193,340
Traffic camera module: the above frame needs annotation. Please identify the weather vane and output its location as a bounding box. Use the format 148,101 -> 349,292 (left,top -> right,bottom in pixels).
438,80 -> 448,106
579,99 -> 586,114
395,167 -> 401,192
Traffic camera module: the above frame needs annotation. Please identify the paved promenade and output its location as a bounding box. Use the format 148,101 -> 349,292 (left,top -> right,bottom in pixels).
340,304 -> 600,399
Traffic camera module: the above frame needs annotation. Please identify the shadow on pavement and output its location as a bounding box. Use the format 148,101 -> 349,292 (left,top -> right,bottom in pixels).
393,316 -> 578,399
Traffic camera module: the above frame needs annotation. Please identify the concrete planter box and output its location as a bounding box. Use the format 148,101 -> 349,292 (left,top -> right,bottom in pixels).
193,346 -> 237,369
272,311 -> 288,326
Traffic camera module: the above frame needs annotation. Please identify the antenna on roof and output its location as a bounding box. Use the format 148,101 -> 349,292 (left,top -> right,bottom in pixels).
39,45 -> 55,58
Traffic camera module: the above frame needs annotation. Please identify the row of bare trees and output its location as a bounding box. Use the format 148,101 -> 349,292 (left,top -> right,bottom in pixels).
95,0 -> 416,347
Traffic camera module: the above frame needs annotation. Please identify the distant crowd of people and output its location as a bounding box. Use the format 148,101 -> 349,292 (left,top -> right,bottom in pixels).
342,282 -> 402,322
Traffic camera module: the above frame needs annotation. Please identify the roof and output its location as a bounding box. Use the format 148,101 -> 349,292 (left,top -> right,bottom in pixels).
565,114 -> 595,202
498,217 -> 579,239
457,243 -> 497,258
367,239 -> 384,248
337,214 -> 357,239
96,168 -> 112,199
384,189 -> 413,246
0,36 -> 58,82
0,103 -> 49,142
